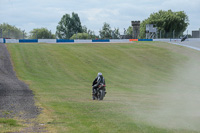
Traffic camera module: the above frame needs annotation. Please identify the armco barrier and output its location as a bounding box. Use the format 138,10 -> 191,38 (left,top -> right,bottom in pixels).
129,39 -> 153,41
129,39 -> 138,41
57,39 -> 74,43
2,38 -> 156,43
38,39 -> 57,43
19,39 -> 38,43
5,39 -> 19,43
74,40 -> 92,43
0,38 -> 3,43
92,39 -> 109,42
110,39 -> 130,42
138,39 -> 153,41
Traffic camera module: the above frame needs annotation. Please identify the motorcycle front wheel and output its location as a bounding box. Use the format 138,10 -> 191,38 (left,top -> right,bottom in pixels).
99,90 -> 105,100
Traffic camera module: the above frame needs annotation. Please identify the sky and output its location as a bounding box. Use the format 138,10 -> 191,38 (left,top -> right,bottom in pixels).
0,0 -> 200,35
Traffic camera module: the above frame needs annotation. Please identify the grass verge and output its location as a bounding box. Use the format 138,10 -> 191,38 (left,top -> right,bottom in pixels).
0,118 -> 21,132
6,42 -> 200,133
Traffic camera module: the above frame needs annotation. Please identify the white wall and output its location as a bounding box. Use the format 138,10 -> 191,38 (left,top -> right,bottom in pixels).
74,40 -> 92,43
109,39 -> 130,43
153,39 -> 171,42
38,39 -> 56,43
5,39 -> 19,43
0,38 -> 3,43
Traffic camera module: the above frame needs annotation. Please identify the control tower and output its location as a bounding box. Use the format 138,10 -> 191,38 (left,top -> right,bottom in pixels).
131,21 -> 140,39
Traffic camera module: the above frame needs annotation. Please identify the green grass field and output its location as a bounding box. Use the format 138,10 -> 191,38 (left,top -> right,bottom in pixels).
6,42 -> 200,133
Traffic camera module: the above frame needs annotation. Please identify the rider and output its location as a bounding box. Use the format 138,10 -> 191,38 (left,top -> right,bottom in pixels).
92,72 -> 106,100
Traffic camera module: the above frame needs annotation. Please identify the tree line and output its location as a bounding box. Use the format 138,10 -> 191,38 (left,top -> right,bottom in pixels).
0,10 -> 189,39
139,10 -> 189,38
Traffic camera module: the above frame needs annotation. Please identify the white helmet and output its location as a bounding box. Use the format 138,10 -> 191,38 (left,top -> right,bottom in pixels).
97,72 -> 102,76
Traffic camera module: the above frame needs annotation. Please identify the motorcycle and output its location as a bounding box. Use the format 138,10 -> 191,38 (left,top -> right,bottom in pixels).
93,83 -> 106,100
181,35 -> 187,42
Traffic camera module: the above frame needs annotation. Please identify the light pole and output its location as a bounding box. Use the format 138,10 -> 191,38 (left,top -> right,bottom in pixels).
124,28 -> 126,39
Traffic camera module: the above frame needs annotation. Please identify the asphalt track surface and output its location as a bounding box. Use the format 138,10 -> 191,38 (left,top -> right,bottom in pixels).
170,40 -> 200,51
0,43 -> 39,119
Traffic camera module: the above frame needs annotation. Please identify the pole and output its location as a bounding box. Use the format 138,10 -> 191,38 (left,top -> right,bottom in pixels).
36,31 -> 37,39
0,29 -> 2,38
160,30 -> 161,39
199,28 -> 200,38
124,28 -> 126,39
23,30 -> 25,39
49,30 -> 51,39
8,29 -> 10,38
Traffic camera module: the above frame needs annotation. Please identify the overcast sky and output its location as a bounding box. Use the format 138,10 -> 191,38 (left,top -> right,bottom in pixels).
0,0 -> 199,35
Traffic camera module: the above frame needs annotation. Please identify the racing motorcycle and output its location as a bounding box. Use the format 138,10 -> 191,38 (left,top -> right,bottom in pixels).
181,35 -> 187,42
93,83 -> 106,100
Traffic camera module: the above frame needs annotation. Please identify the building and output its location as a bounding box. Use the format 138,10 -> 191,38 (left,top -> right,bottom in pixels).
131,21 -> 140,39
192,29 -> 200,38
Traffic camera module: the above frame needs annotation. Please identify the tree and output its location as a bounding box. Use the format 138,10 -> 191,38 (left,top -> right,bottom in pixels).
70,25 -> 97,39
139,10 -> 189,38
29,28 -> 55,39
87,29 -> 97,39
70,33 -> 90,39
0,23 -> 27,39
56,12 -> 83,39
70,32 -> 97,39
99,22 -> 112,39
112,28 -> 120,39
126,26 -> 133,37
82,25 -> 88,33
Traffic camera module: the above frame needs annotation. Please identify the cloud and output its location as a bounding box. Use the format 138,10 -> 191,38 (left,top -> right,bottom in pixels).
0,0 -> 199,35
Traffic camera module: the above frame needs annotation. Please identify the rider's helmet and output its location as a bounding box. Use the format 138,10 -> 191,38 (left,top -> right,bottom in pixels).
97,72 -> 102,76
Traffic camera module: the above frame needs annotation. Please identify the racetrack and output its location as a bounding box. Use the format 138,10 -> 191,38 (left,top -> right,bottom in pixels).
171,40 -> 200,51
0,43 -> 39,119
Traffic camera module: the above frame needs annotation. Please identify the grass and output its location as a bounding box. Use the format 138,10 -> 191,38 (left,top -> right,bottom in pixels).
0,118 -> 19,126
0,118 -> 21,132
6,42 -> 200,133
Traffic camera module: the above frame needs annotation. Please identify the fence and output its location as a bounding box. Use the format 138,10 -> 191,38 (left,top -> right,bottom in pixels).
157,31 -> 184,39
146,30 -> 185,39
0,29 -> 190,40
0,29 -> 26,39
